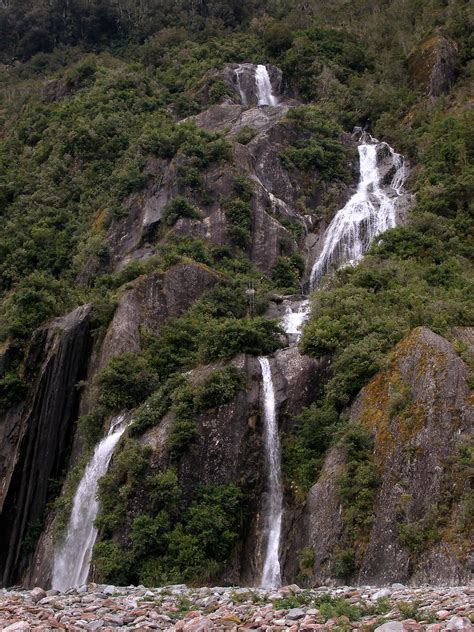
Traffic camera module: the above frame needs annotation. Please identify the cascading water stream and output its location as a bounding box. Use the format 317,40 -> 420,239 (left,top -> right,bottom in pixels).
52,414 -> 129,591
234,65 -> 247,106
255,64 -> 278,106
233,63 -> 278,107
258,305 -> 308,588
281,299 -> 310,341
310,138 -> 406,289
258,357 -> 283,589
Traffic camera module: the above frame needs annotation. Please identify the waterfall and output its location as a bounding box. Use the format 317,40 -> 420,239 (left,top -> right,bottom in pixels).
310,139 -> 406,288
281,299 -> 311,342
52,414 -> 129,591
255,64 -> 278,106
258,357 -> 283,589
234,65 -> 247,106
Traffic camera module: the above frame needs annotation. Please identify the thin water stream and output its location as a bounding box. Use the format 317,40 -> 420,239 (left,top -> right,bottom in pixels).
52,415 -> 129,591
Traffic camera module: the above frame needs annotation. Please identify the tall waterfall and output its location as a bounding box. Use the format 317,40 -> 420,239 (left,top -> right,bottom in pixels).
52,414 -> 129,591
258,357 -> 283,589
234,65 -> 247,106
255,64 -> 278,106
310,139 -> 406,288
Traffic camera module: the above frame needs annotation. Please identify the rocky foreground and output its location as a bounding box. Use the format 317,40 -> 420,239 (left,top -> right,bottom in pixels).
0,584 -> 472,631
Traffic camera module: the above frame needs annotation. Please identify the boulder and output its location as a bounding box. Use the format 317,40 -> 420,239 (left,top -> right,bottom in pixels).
407,33 -> 458,96
99,263 -> 222,367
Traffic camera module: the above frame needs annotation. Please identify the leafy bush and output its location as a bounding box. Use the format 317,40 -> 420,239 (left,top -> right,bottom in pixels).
0,371 -> 28,411
130,376 -> 182,436
97,353 -> 157,411
163,196 -> 200,225
397,519 -> 440,554
280,106 -> 351,181
202,317 -> 282,361
298,547 -> 315,577
0,272 -> 73,342
195,366 -> 245,410
92,540 -> 132,586
77,409 -> 105,450
332,547 -> 356,580
96,438 -> 151,535
282,402 -> 339,493
94,481 -> 241,586
224,198 -> 253,249
338,425 -> 379,549
234,126 -> 257,145
271,255 -> 304,292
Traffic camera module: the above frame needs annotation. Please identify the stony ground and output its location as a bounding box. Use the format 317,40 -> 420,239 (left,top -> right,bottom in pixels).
0,584 -> 472,631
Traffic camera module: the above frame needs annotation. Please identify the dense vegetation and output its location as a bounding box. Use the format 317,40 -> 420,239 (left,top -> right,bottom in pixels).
0,0 -> 472,584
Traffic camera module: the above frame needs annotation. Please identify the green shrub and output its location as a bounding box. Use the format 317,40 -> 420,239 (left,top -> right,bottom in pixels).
298,547 -> 315,577
271,255 -> 304,292
317,595 -> 363,621
146,468 -> 181,514
207,77 -> 232,103
195,366 -> 245,410
130,512 -> 171,557
0,371 -> 28,411
130,377 -> 182,436
158,237 -> 213,268
163,196 -> 200,225
199,284 -> 248,319
96,438 -> 151,535
332,547 -> 356,580
282,402 -> 339,493
234,126 -> 257,145
1,272 -> 73,342
280,106 -> 350,181
77,409 -> 105,450
338,426 -> 379,550
224,198 -> 253,249
263,21 -> 293,55
233,175 -> 253,202
167,417 -> 199,460
92,540 -> 133,585
97,353 -> 157,411
202,317 -> 282,361
397,519 -> 440,554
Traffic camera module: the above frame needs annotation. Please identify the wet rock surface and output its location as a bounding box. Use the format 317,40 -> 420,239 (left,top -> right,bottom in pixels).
0,584 -> 472,631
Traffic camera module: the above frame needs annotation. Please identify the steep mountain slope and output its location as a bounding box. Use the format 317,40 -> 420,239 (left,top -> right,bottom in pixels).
0,0 -> 472,589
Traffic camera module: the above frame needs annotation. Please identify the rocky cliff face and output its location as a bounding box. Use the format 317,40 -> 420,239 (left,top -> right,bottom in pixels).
0,52 -> 470,592
0,305 -> 92,586
407,33 -> 459,97
298,326 -> 473,586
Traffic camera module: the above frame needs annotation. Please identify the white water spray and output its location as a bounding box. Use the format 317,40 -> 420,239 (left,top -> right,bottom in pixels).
258,357 -> 283,589
255,64 -> 278,106
52,414 -> 129,591
234,65 -> 247,106
281,299 -> 310,342
310,139 -> 406,288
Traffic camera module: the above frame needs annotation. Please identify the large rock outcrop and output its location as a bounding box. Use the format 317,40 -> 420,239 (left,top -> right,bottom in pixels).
407,33 -> 459,97
301,326 -> 473,585
100,263 -> 222,367
0,305 -> 92,586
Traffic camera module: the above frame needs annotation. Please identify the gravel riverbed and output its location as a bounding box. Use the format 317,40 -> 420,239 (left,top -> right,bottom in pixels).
0,583 -> 472,631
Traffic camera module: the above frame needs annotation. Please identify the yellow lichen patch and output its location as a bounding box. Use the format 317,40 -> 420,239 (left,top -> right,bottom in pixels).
354,371 -> 395,469
92,207 -> 109,233
397,402 -> 427,446
407,34 -> 443,87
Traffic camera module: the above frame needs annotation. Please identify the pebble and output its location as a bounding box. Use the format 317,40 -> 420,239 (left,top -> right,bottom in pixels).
30,586 -> 46,603
0,584 -> 472,630
287,607 -> 306,620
